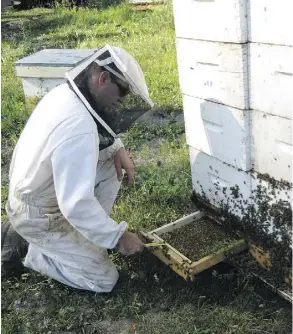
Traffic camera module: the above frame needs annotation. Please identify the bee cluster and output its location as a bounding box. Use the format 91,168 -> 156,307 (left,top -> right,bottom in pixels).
191,171 -> 292,287
161,219 -> 237,262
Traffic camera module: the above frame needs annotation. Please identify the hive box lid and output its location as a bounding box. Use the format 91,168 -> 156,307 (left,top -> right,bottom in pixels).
15,49 -> 96,78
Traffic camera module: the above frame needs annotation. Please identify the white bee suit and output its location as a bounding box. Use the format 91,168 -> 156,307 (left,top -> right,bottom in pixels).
7,83 -> 127,292
7,45 -> 153,292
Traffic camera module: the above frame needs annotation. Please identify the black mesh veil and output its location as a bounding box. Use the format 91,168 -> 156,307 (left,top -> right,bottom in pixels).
66,46 -> 153,150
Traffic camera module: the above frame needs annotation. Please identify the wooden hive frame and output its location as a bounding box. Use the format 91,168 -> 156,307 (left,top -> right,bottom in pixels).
140,211 -> 247,281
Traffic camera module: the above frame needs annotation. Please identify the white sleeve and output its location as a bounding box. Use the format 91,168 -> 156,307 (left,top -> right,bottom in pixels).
100,138 -> 124,160
50,132 -> 127,249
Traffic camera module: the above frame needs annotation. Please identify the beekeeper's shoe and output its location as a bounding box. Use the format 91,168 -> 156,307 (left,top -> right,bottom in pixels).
1,222 -> 29,279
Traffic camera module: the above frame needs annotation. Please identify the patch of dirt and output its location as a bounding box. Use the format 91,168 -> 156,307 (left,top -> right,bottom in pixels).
91,319 -> 133,334
161,218 -> 238,262
1,20 -> 23,41
136,109 -> 184,126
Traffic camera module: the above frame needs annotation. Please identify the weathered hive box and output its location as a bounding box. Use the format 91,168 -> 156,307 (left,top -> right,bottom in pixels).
176,38 -> 249,110
173,0 -> 293,46
176,39 -> 293,115
249,43 -> 293,119
251,111 -> 292,183
15,49 -> 96,98
183,95 -> 251,171
172,0 -> 247,43
189,147 -> 252,218
248,0 -> 293,46
183,94 -> 292,184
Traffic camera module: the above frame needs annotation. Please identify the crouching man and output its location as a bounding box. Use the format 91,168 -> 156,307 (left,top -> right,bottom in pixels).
3,45 -> 154,292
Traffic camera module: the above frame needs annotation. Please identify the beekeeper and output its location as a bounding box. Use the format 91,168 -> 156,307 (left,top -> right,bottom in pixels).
4,45 -> 154,292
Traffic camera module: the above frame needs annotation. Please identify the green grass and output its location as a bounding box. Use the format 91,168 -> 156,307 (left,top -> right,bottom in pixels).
112,135 -> 195,232
1,2 -> 292,334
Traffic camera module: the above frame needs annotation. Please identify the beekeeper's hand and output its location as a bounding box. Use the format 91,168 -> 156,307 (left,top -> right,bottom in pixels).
117,231 -> 145,256
114,148 -> 134,184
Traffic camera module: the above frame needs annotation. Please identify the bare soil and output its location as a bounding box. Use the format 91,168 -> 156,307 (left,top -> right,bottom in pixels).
161,218 -> 239,262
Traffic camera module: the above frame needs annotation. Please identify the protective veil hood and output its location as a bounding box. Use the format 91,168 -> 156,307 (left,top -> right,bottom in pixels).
66,44 -> 154,138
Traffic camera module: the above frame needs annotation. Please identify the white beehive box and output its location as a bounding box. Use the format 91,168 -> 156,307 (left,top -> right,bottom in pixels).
249,43 -> 293,119
190,147 -> 292,237
176,38 -> 249,110
15,49 -> 96,98
183,95 -> 251,171
248,0 -> 293,46
251,111 -> 292,183
189,147 -> 251,218
172,0 -> 247,43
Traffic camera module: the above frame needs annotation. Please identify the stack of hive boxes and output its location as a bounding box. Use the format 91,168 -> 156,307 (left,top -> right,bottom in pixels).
248,1 -> 292,185
172,0 -> 292,224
